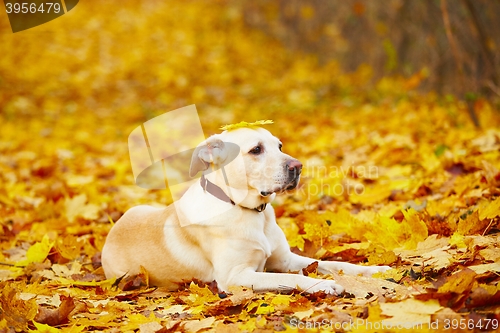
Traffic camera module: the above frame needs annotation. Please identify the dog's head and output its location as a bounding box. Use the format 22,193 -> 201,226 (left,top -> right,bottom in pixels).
189,127 -> 302,207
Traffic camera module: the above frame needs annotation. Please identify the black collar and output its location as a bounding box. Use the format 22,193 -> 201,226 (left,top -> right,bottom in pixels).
200,175 -> 267,212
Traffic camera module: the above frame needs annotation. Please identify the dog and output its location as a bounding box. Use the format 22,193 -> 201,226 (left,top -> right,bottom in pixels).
102,126 -> 390,295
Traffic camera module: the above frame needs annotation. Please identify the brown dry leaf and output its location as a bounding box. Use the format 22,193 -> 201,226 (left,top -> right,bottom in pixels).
139,321 -> 164,333
118,267 -> 150,291
34,295 -> 76,326
331,273 -> 411,299
467,262 -> 500,274
395,234 -> 456,270
223,286 -> 255,306
467,284 -> 500,308
302,261 -> 318,276
478,248 -> 500,262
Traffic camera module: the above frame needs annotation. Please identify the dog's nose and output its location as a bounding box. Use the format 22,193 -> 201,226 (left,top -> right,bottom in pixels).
287,160 -> 303,173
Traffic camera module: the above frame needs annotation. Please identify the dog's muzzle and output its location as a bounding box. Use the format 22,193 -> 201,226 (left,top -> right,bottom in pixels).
260,159 -> 302,196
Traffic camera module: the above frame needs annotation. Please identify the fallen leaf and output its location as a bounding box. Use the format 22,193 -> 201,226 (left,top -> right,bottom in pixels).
467,262 -> 500,274
16,234 -> 54,267
34,295 -> 75,327
380,298 -> 442,325
139,321 -> 164,333
0,284 -> 38,331
437,269 -> 476,294
478,197 -> 500,220
458,210 -> 490,235
302,261 -> 318,276
30,322 -> 62,333
183,317 -> 217,333
293,308 -> 314,320
65,194 -> 100,223
467,284 -> 500,308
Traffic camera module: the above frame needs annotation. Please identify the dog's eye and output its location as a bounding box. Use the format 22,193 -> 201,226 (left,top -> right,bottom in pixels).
249,145 -> 262,155
279,143 -> 283,151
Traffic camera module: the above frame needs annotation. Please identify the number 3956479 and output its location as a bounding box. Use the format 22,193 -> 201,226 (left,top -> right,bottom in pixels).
5,2 -> 61,14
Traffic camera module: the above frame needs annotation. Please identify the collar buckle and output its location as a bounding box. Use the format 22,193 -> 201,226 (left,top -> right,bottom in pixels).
254,203 -> 267,212
200,175 -> 266,212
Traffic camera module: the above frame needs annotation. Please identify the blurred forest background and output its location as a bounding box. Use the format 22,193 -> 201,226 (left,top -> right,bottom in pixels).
243,0 -> 500,97
244,0 -> 500,99
242,0 -> 500,127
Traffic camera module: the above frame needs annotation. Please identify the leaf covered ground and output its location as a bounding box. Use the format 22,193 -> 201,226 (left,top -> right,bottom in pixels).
1,1 -> 500,332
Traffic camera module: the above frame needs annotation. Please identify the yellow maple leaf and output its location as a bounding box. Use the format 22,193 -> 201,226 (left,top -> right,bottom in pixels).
349,185 -> 392,205
246,299 -> 275,315
363,209 -> 427,250
255,302 -> 274,315
55,234 -> 85,260
57,277 -> 116,290
30,322 -> 61,333
220,120 -> 273,131
379,298 -> 442,325
293,308 -> 314,320
16,234 -> 54,266
401,208 -> 428,249
449,232 -> 467,248
479,197 -> 500,220
364,216 -> 402,249
271,294 -> 291,306
64,193 -> 100,223
120,312 -> 161,332
238,320 -> 256,332
187,282 -> 220,306
366,247 -> 398,265
438,269 -> 476,293
373,268 -> 405,282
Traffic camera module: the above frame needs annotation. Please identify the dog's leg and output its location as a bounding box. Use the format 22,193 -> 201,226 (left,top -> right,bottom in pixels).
211,241 -> 344,295
266,229 -> 390,276
222,268 -> 344,295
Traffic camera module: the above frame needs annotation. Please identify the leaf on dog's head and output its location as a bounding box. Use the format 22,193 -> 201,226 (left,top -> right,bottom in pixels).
220,120 -> 274,131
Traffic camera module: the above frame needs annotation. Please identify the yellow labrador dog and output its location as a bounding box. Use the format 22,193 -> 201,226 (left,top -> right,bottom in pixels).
102,127 -> 389,294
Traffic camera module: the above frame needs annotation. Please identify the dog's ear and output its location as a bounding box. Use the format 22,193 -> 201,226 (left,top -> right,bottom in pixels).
189,136 -> 227,177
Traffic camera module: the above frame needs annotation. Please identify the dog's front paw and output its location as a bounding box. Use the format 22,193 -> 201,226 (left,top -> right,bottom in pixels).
307,280 -> 344,295
359,265 -> 391,277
